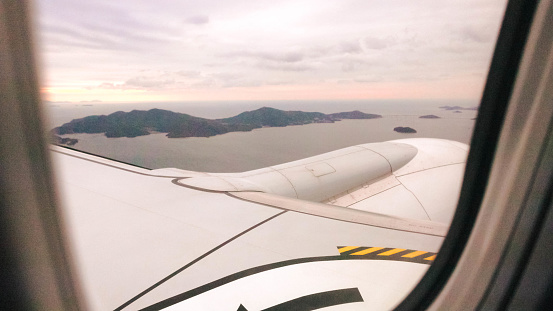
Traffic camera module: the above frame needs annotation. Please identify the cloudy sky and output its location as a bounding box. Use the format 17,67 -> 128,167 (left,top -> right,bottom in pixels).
34,0 -> 507,103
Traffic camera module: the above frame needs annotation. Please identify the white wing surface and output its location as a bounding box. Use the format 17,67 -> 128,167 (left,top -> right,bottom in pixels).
52,138 -> 466,310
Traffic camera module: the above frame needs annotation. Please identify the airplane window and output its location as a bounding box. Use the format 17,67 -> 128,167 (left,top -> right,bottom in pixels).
34,0 -> 508,310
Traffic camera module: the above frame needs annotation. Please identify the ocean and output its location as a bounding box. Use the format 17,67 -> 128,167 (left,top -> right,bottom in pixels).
46,100 -> 478,172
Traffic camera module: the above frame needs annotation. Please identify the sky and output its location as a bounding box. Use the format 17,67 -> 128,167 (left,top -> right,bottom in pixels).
34,0 -> 507,103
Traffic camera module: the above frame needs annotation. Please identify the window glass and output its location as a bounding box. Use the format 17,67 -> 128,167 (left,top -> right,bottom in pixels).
35,1 -> 508,310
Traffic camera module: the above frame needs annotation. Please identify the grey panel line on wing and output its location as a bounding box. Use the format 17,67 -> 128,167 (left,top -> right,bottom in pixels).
269,167 -> 299,198
356,145 -> 394,173
397,180 -> 432,221
51,148 -> 187,178
227,192 -> 447,236
114,210 -> 287,311
344,184 -> 402,208
394,162 -> 466,177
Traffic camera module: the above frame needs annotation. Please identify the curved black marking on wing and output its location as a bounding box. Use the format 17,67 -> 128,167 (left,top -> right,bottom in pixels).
140,250 -> 432,311
237,288 -> 363,311
261,287 -> 363,311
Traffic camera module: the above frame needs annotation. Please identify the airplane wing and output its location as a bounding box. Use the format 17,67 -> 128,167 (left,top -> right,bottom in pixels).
51,138 -> 466,310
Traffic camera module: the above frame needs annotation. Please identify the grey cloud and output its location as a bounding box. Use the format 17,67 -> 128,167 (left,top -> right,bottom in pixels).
46,100 -> 72,104
175,70 -> 202,78
187,72 -> 242,89
342,62 -> 355,72
203,62 -> 226,68
191,78 -> 217,88
185,72 -> 290,89
185,15 -> 210,25
42,25 -> 118,50
187,75 -> 255,89
38,0 -> 506,100
223,51 -> 305,63
264,80 -> 291,86
97,82 -> 122,89
438,42 -> 475,54
275,52 -> 304,63
211,72 -> 240,79
221,80 -> 263,88
363,37 -> 391,50
335,54 -> 379,71
96,76 -> 175,90
125,77 -> 175,88
42,22 -> 176,53
354,77 -> 382,83
256,61 -> 314,72
459,26 -> 492,43
339,56 -> 381,73
339,41 -> 363,54
305,45 -> 333,58
220,49 -> 324,72
38,1 -> 181,53
221,77 -> 291,88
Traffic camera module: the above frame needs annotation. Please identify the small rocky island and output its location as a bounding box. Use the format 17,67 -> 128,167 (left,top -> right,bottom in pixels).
51,135 -> 78,146
419,115 -> 440,119
394,126 -> 417,134
439,105 -> 478,111
52,107 -> 382,145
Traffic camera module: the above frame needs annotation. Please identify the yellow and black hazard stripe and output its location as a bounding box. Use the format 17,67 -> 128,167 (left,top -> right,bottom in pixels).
337,246 -> 437,265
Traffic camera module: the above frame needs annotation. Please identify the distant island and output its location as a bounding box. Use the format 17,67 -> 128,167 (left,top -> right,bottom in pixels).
51,135 -> 78,146
52,107 -> 382,144
419,115 -> 440,119
439,105 -> 478,111
394,126 -> 417,133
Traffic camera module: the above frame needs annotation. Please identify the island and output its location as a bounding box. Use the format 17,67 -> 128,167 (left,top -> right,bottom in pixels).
439,105 -> 478,111
394,126 -> 417,133
51,135 -> 78,146
52,107 -> 383,144
419,115 -> 440,119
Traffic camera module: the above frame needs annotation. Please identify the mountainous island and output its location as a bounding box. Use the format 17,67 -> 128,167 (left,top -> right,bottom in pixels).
52,107 -> 382,144
419,115 -> 440,119
394,126 -> 417,133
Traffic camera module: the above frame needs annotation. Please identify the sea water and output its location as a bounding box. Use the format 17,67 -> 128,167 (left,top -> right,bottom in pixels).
46,100 -> 478,172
